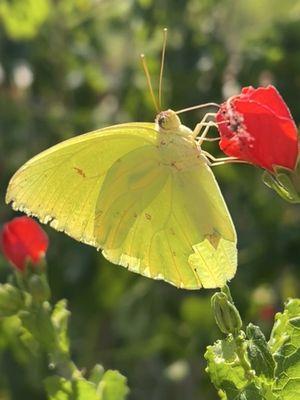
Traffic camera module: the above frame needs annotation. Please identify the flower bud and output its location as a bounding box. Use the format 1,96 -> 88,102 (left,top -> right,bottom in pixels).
0,216 -> 48,271
211,292 -> 242,335
0,283 -> 23,317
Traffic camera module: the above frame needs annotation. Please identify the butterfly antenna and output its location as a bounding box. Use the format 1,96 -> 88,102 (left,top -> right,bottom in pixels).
158,28 -> 168,110
175,102 -> 220,114
140,53 -> 159,112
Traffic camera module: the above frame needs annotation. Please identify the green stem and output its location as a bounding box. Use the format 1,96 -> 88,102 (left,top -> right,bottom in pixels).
50,351 -> 82,380
220,286 -> 255,382
233,331 -> 254,382
16,266 -> 83,381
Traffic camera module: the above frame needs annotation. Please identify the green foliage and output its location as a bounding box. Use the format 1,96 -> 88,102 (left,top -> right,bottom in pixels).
0,0 -> 50,39
206,299 -> 300,400
45,376 -> 99,400
51,300 -> 71,355
246,324 -> 275,380
205,334 -> 276,400
0,283 -> 23,317
269,299 -> 300,399
97,370 -> 129,400
205,336 -> 258,399
0,264 -> 129,400
45,370 -> 129,400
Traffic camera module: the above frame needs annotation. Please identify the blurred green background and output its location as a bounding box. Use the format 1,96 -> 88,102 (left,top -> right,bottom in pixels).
0,0 -> 300,399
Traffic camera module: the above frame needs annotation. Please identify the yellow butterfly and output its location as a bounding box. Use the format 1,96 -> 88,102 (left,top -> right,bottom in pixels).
6,29 -> 237,290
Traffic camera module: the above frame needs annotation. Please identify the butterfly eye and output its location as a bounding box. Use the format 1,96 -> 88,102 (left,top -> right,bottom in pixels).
158,115 -> 166,126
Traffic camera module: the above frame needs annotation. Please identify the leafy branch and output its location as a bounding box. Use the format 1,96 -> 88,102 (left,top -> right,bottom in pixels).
205,286 -> 300,400
0,262 -> 129,400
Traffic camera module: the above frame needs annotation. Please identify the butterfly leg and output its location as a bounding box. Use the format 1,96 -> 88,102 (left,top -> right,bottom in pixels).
192,113 -> 218,142
210,159 -> 251,166
202,150 -> 250,166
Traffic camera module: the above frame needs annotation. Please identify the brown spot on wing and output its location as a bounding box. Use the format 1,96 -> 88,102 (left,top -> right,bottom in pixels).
74,167 -> 86,178
206,231 -> 221,249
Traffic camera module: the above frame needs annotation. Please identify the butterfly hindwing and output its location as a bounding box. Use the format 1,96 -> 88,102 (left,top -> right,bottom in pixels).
97,150 -> 236,289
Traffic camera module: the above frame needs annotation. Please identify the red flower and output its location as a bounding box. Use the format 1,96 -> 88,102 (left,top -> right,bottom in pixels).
216,85 -> 299,172
0,216 -> 48,271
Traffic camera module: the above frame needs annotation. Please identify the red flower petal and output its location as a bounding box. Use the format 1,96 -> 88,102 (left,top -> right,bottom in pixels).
0,216 -> 48,271
216,85 -> 299,172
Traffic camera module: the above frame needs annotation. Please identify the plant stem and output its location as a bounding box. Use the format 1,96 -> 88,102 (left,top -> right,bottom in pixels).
16,265 -> 83,381
233,331 -> 255,382
220,286 -> 255,382
50,351 -> 82,380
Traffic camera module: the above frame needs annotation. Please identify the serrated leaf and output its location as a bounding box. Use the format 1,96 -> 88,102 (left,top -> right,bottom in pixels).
205,337 -> 255,399
45,376 -> 99,400
97,370 -> 129,400
246,324 -> 276,380
269,298 -> 300,399
205,336 -> 276,400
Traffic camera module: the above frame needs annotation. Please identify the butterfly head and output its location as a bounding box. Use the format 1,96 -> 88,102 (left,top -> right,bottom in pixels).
156,109 -> 181,131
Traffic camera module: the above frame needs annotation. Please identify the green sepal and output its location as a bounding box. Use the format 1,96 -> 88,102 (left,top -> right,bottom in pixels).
262,162 -> 300,204
246,323 -> 276,380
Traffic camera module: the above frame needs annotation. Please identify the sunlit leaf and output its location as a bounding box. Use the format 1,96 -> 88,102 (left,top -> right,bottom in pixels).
269,299 -> 300,399
45,376 -> 98,400
96,370 -> 129,400
246,323 -> 276,380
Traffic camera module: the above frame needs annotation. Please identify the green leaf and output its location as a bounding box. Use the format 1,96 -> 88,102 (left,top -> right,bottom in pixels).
45,376 -> 99,400
269,298 -> 300,399
51,300 -> 70,354
246,324 -> 276,380
205,337 -> 253,399
0,283 -> 23,317
19,302 -> 57,351
96,370 -> 129,400
45,371 -> 129,400
205,336 -> 276,400
89,364 -> 105,386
